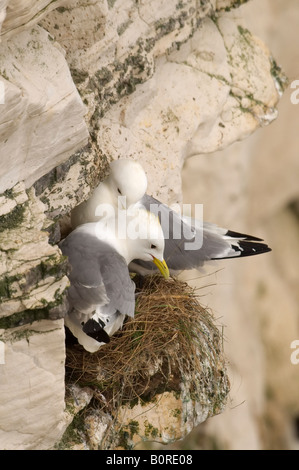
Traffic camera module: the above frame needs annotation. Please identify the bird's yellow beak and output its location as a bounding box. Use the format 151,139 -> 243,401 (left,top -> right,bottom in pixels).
152,257 -> 169,279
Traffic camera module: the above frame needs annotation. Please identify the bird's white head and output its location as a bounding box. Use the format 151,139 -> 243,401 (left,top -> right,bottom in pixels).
108,159 -> 148,209
126,208 -> 169,279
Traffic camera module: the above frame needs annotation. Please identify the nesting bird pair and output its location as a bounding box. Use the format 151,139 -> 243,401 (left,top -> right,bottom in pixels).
60,159 -> 271,352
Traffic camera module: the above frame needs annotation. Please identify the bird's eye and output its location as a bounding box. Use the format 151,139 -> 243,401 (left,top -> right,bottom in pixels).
151,244 -> 156,249
117,188 -> 122,195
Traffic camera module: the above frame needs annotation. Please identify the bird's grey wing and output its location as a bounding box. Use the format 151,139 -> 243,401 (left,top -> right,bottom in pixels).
98,250 -> 136,318
60,231 -> 108,316
78,250 -> 135,345
60,231 -> 135,318
131,195 -> 271,273
134,194 -> 203,271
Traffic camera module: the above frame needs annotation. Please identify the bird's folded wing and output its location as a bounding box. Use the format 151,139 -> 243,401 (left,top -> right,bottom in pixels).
60,231 -> 135,318
99,251 -> 136,318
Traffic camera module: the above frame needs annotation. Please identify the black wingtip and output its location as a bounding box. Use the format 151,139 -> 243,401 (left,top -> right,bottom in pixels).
230,241 -> 272,259
211,241 -> 272,260
83,318 -> 110,343
236,241 -> 272,257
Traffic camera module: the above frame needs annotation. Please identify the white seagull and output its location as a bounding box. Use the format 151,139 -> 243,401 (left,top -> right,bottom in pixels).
60,208 -> 169,353
69,158 -> 271,276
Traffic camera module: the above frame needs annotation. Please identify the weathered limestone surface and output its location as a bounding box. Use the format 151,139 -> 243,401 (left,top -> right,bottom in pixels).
0,319 -> 65,450
0,184 -> 69,449
0,0 -> 285,450
93,15 -> 281,204
0,26 -> 89,192
0,183 -> 69,318
0,0 -> 68,39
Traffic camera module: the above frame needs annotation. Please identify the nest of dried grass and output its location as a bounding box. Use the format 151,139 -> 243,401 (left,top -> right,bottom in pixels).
65,275 -> 227,413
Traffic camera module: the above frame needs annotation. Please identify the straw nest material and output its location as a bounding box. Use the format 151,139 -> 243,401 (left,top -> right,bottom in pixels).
65,274 -> 228,413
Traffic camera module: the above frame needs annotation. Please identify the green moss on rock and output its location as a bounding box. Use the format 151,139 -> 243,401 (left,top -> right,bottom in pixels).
55,410 -> 87,450
144,421 -> 159,439
270,57 -> 289,94
70,68 -> 89,85
0,204 -> 26,232
3,188 -> 14,199
0,274 -> 22,300
0,299 -> 64,329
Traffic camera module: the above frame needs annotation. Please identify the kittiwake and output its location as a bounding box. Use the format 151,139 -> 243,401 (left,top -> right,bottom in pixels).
69,158 -> 271,275
60,208 -> 169,353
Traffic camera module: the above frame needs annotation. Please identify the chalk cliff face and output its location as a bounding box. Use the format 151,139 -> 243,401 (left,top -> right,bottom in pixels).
181,0 -> 299,451
0,0 -> 284,449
